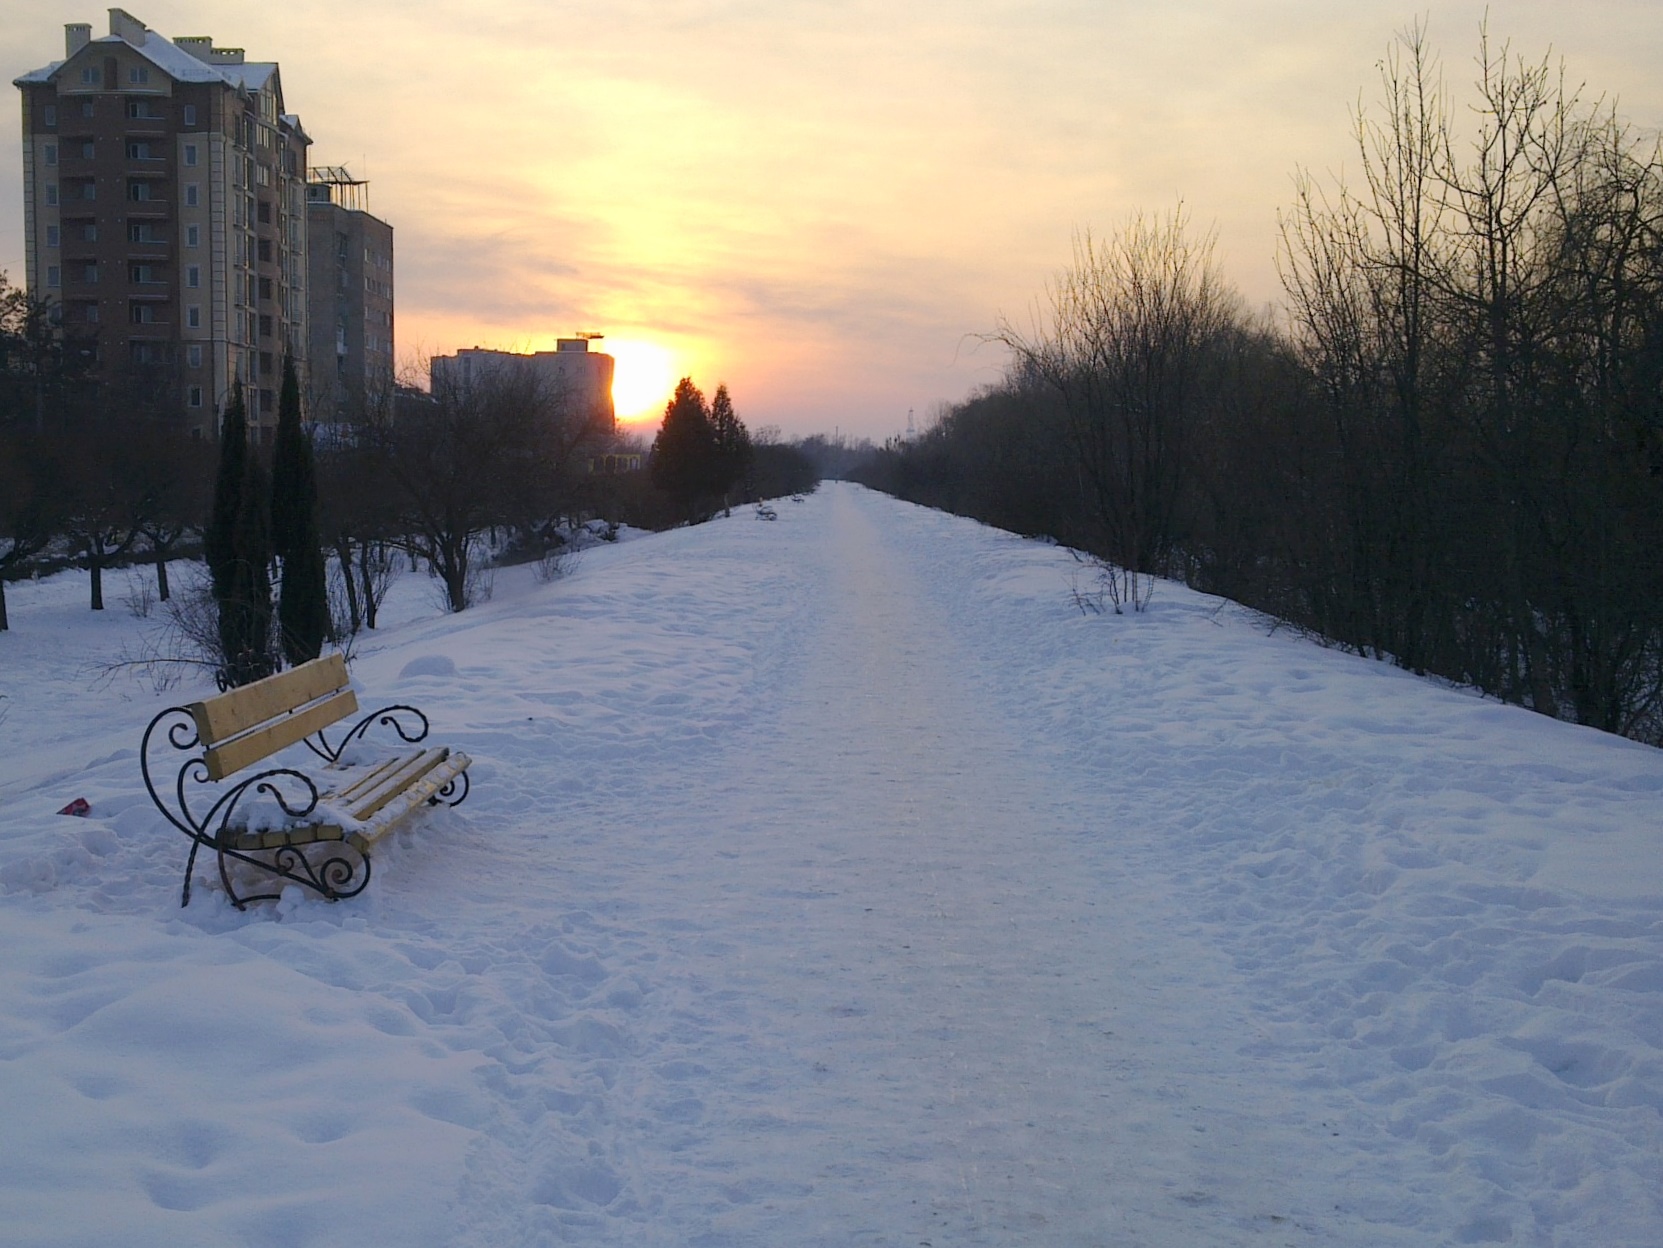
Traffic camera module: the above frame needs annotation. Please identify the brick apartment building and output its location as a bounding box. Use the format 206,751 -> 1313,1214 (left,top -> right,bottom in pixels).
14,9 -> 312,439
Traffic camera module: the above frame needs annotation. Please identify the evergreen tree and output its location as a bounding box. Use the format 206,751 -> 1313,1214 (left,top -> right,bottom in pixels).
205,384 -> 247,605
271,355 -> 329,664
222,449 -> 275,687
650,377 -> 718,522
269,355 -> 306,566
709,383 -> 752,513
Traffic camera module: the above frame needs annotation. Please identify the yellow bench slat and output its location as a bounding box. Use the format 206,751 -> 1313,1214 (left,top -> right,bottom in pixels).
329,750 -> 418,806
353,752 -> 471,844
189,654 -> 351,745
347,747 -> 451,823
201,688 -> 359,782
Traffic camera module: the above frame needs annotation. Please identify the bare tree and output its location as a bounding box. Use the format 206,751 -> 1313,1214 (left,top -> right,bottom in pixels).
998,206 -> 1238,609
384,360 -> 583,613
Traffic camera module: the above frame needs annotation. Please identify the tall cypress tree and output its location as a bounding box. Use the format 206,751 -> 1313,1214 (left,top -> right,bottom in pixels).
225,452 -> 274,686
205,383 -> 247,605
272,355 -> 329,664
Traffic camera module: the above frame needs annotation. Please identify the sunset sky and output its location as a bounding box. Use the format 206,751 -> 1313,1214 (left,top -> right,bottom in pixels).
5,1 -> 1662,438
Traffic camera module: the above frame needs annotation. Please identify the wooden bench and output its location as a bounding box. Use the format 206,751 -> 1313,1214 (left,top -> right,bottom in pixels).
141,654 -> 472,909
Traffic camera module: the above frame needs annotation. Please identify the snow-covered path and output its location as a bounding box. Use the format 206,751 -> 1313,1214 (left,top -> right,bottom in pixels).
594,483 -> 1337,1243
3,483 -> 1660,1246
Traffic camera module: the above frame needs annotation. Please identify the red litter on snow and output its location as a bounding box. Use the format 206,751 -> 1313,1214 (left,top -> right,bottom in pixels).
57,798 -> 91,817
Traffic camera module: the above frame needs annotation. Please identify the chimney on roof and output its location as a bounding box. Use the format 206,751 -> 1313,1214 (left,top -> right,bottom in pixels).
65,23 -> 92,57
176,35 -> 214,63
208,46 -> 246,65
108,8 -> 148,46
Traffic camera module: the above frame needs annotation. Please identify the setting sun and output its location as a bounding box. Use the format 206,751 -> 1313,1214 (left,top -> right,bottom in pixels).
607,339 -> 679,423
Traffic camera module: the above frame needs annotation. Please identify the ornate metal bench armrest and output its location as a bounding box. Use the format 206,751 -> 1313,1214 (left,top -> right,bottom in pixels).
304,703 -> 432,765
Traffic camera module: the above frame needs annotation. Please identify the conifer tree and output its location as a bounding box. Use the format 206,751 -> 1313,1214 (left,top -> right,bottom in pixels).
650,377 -> 718,522
222,444 -> 275,686
269,355 -> 306,567
271,355 -> 329,664
205,383 -> 247,605
709,383 -> 752,513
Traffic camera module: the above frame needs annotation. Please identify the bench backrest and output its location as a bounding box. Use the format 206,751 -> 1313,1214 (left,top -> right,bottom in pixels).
187,654 -> 359,781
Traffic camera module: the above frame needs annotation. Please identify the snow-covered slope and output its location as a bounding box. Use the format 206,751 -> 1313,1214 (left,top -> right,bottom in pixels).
1,483 -> 1658,1246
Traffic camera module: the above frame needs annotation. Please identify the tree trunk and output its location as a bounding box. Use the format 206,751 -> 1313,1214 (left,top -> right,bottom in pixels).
361,544 -> 379,630
0,577 -> 9,631
335,535 -> 361,634
154,548 -> 171,602
88,550 -> 104,611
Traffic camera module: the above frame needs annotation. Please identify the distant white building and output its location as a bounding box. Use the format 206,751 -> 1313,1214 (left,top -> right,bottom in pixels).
430,339 -> 615,434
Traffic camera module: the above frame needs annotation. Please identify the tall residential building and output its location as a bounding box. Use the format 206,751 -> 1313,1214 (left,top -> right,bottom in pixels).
305,168 -> 394,423
430,341 -> 616,434
14,9 -> 310,438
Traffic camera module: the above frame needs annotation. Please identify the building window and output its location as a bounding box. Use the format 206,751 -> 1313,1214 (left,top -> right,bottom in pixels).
130,302 -> 158,324
183,104 -> 196,126
184,143 -> 198,167
259,315 -> 273,338
44,143 -> 58,166
47,266 -> 61,288
260,351 -> 273,376
80,222 -> 97,242
77,140 -> 94,158
187,344 -> 202,368
185,183 -> 199,207
188,385 -> 203,408
81,100 -> 94,118
257,200 -> 271,224
127,181 -> 152,201
83,263 -> 98,283
260,388 -> 274,413
248,312 -> 258,341
257,239 -> 272,263
129,263 -> 162,284
84,302 -> 99,323
187,305 -> 201,329
128,66 -> 151,85
43,104 -> 57,127
258,278 -> 273,302
126,141 -> 157,160
186,224 -> 200,247
45,183 -> 58,206
46,225 -> 60,247
186,265 -> 200,288
80,67 -> 98,85
81,181 -> 96,200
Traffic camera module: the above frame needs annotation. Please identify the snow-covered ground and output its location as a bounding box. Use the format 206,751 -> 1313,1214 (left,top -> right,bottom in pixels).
1,482 -> 1659,1247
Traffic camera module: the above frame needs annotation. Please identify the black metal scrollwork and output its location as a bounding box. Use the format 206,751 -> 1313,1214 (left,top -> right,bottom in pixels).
304,704 -> 431,765
141,706 -> 369,910
432,769 -> 471,807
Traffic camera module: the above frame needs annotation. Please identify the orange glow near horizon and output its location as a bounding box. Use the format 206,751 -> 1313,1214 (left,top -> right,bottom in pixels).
5,3 -> 1660,441
608,339 -> 681,424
